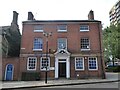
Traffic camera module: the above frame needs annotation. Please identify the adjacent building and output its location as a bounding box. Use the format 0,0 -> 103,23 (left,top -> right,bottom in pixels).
2,11 -> 21,81
19,10 -> 105,80
109,0 -> 120,25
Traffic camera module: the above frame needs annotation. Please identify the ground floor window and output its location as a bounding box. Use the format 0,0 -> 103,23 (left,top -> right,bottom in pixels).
75,57 -> 84,70
40,57 -> 50,71
88,57 -> 98,70
27,57 -> 37,70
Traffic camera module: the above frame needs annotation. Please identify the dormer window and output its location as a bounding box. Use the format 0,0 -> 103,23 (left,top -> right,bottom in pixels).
57,25 -> 67,32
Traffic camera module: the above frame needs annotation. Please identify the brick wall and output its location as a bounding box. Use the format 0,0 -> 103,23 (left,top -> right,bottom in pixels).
2,57 -> 19,80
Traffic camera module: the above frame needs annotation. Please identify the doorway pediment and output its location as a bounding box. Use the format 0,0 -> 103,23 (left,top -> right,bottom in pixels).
54,49 -> 70,56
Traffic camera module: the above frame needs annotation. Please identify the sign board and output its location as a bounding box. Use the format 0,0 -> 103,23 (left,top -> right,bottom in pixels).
50,67 -> 55,70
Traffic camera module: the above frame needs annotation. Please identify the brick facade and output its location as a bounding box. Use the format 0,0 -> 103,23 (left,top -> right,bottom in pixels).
1,10 -> 105,81
19,11 -> 106,80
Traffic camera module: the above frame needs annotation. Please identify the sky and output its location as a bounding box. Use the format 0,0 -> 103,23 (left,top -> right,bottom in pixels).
0,0 -> 118,34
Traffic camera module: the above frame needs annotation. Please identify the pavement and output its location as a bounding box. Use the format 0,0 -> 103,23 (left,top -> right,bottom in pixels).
1,72 -> 120,89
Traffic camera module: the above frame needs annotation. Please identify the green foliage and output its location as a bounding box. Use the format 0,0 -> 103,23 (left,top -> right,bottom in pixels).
21,72 -> 40,81
106,66 -> 120,72
103,24 -> 120,63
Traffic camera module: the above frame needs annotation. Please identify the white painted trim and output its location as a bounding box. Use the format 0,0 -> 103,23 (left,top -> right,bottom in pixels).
88,57 -> 98,70
75,57 -> 84,71
27,57 -> 37,71
33,49 -> 42,51
4,64 -> 14,80
66,58 -> 70,78
58,29 -> 67,32
58,61 -> 66,63
55,58 -> 58,78
55,56 -> 70,79
34,29 -> 44,32
81,49 -> 90,51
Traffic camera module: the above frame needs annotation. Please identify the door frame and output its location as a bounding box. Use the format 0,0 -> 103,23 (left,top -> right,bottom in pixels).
55,56 -> 70,79
4,64 -> 14,80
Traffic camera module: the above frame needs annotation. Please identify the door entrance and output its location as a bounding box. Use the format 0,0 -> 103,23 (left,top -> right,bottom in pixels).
5,64 -> 14,80
59,62 -> 66,77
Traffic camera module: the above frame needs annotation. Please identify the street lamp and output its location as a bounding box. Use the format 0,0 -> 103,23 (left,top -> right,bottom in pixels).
43,31 -> 52,84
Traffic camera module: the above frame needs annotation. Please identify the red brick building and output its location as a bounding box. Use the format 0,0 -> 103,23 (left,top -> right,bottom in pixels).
19,10 -> 105,80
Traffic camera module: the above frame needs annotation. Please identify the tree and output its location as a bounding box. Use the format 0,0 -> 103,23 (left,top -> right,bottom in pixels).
103,24 -> 120,65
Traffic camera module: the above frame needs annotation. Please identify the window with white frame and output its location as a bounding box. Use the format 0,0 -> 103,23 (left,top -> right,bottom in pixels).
58,38 -> 67,49
57,25 -> 67,32
34,25 -> 44,32
81,38 -> 90,50
75,57 -> 84,70
27,57 -> 37,70
40,57 -> 50,71
33,38 -> 43,51
88,57 -> 98,70
80,25 -> 89,31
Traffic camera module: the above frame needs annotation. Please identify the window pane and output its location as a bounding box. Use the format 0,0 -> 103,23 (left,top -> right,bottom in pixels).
89,57 -> 97,70
34,25 -> 43,30
57,25 -> 67,32
80,25 -> 89,31
75,57 -> 84,70
33,38 -> 43,50
58,25 -> 67,30
27,57 -> 37,70
81,38 -> 90,49
41,57 -> 50,70
58,38 -> 67,49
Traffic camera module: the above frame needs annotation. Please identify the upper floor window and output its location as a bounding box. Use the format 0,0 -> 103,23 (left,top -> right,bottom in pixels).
75,57 -> 84,70
40,57 -> 50,71
34,25 -> 44,32
80,25 -> 89,31
58,38 -> 67,50
57,25 -> 67,32
33,38 -> 43,51
27,57 -> 37,70
88,57 -> 98,70
81,38 -> 90,51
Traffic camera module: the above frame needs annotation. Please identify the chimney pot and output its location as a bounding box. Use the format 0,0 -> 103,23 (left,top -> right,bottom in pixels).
28,12 -> 35,20
12,11 -> 18,24
88,10 -> 94,20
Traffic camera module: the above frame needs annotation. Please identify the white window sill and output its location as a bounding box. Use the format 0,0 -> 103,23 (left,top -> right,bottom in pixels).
33,49 -> 42,51
75,69 -> 84,71
88,69 -> 98,70
80,30 -> 89,32
58,30 -> 67,32
40,69 -> 50,71
27,69 -> 36,71
81,49 -> 90,51
34,30 -> 44,32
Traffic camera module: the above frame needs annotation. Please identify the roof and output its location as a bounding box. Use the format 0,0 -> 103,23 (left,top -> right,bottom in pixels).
22,20 -> 101,24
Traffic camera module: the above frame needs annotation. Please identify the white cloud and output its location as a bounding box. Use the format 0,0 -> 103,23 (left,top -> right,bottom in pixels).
0,0 -> 118,33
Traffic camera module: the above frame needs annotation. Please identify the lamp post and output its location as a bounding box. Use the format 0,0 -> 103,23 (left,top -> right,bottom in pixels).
43,31 -> 52,84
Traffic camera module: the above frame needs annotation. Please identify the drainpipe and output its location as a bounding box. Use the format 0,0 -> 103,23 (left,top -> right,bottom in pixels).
98,22 -> 106,79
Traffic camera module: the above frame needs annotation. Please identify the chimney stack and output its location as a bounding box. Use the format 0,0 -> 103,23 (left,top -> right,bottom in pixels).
28,12 -> 35,20
88,10 -> 94,20
12,11 -> 18,24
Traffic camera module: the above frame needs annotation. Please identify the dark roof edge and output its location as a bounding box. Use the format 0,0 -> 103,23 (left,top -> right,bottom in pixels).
22,20 -> 101,23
